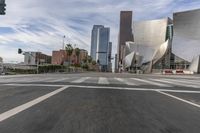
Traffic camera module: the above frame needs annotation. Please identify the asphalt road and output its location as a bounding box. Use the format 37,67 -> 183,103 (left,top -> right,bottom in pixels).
0,73 -> 200,133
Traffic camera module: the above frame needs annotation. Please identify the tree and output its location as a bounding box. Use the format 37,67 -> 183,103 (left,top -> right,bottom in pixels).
65,44 -> 73,66
88,56 -> 92,63
92,60 -> 96,65
75,48 -> 80,64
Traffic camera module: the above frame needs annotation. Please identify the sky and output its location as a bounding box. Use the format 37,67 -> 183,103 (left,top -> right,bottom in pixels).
0,0 -> 200,63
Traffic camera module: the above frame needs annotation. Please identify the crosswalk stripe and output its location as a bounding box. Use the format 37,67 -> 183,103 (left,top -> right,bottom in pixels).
164,78 -> 200,86
115,78 -> 136,86
49,78 -> 70,82
131,78 -> 172,87
98,77 -> 109,84
71,77 -> 90,83
160,79 -> 200,88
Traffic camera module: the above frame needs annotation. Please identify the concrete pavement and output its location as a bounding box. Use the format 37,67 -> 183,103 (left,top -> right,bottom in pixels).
0,73 -> 200,132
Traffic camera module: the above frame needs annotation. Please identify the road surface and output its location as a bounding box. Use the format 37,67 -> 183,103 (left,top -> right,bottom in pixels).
0,73 -> 200,133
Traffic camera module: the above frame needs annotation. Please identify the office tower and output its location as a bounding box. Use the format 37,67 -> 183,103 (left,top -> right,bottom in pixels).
96,27 -> 110,72
90,25 -> 104,61
117,11 -> 134,71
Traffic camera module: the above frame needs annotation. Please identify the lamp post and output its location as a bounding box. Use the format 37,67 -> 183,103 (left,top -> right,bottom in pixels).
63,35 -> 66,50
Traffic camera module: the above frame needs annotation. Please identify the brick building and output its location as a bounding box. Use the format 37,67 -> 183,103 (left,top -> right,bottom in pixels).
52,49 -> 88,65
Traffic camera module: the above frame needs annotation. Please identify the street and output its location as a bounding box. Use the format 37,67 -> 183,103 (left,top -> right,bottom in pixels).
0,73 -> 200,133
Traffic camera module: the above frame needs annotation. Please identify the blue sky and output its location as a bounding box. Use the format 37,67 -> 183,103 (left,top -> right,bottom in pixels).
0,0 -> 200,63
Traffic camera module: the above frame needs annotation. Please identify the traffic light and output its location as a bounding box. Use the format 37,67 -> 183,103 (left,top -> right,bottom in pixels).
18,48 -> 23,54
0,0 -> 6,15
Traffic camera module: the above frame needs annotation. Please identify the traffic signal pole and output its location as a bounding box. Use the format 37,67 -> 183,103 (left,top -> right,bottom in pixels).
0,0 -> 6,15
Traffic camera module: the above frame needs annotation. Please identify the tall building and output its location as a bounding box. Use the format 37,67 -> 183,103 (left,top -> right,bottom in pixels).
117,11 -> 134,71
96,27 -> 110,72
90,25 -> 104,61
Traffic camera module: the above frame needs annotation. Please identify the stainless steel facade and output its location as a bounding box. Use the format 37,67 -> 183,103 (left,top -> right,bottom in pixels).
122,18 -> 173,72
133,18 -> 171,64
173,9 -> 200,62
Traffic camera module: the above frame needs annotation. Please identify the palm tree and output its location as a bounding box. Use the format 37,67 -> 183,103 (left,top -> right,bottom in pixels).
65,44 -> 73,66
75,48 -> 80,64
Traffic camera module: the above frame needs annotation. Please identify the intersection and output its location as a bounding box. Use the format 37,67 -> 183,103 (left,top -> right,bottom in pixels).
0,73 -> 200,133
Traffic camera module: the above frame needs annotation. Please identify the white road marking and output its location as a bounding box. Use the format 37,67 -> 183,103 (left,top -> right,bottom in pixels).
160,79 -> 199,88
0,86 -> 69,122
49,78 -> 69,82
131,78 -> 172,87
115,78 -> 136,86
4,83 -> 64,87
71,77 -> 90,83
3,83 -> 200,94
157,91 -> 200,108
98,77 -> 109,84
71,85 -> 200,94
164,78 -> 200,86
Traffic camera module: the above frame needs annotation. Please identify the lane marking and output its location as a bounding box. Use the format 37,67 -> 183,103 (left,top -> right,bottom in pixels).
131,78 -> 172,87
98,77 -> 109,84
4,83 -> 64,87
3,84 -> 200,94
157,91 -> 200,108
71,77 -> 90,83
164,78 -> 200,86
115,78 -> 136,86
0,86 -> 69,122
70,85 -> 200,94
161,79 -> 199,88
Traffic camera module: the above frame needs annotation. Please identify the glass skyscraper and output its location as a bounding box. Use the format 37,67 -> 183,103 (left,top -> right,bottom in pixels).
90,25 -> 104,61
90,25 -> 111,72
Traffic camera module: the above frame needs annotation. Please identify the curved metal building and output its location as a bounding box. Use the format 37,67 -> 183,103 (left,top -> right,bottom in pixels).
133,18 -> 172,64
123,18 -> 173,72
173,9 -> 200,62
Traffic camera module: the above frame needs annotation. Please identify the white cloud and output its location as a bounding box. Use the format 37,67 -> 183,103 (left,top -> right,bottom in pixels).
0,0 -> 200,63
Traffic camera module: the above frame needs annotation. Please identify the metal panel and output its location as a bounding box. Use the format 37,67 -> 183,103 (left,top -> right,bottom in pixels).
173,9 -> 200,62
133,18 -> 169,63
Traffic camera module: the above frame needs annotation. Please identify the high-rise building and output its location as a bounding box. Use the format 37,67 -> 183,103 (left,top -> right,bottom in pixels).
117,11 -> 134,71
96,27 -> 110,72
90,25 -> 104,61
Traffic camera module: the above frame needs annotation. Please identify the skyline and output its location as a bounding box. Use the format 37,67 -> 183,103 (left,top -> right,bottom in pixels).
0,0 -> 200,63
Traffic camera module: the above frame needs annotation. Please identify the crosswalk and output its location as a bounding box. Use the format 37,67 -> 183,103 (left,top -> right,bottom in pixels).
0,76 -> 200,88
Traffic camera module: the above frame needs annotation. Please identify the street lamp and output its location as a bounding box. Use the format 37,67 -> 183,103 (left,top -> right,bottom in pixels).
63,35 -> 66,50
